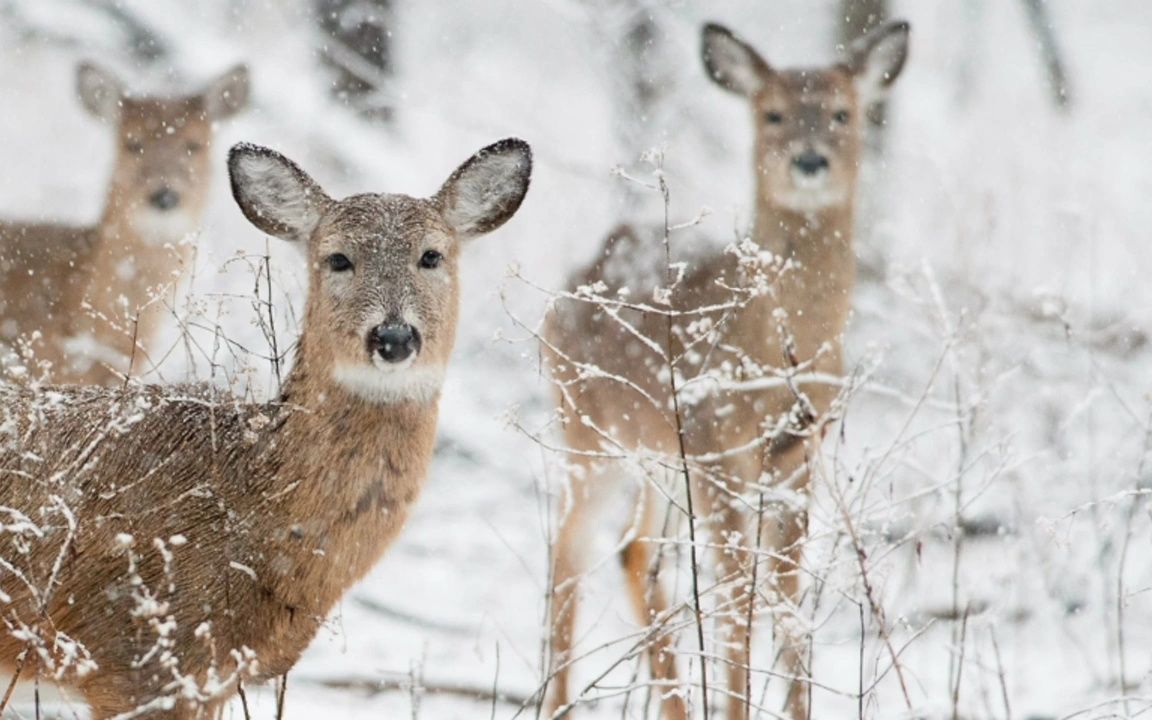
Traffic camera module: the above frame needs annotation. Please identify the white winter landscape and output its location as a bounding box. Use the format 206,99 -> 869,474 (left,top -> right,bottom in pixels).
0,1 -> 1149,718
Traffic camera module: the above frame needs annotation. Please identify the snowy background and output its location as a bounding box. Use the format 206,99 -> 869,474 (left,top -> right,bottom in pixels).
0,0 -> 1150,717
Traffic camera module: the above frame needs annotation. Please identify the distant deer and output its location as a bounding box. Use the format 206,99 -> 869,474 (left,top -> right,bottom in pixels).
0,61 -> 250,385
0,138 -> 532,718
543,21 -> 909,719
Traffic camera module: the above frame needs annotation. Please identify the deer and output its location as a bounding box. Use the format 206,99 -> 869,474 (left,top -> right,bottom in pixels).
0,60 -> 250,386
542,20 -> 909,719
0,138 -> 532,718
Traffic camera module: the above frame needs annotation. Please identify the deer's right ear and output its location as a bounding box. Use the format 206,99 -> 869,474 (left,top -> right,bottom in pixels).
846,20 -> 911,105
228,143 -> 330,243
76,62 -> 125,122
701,23 -> 771,97
203,64 -> 251,120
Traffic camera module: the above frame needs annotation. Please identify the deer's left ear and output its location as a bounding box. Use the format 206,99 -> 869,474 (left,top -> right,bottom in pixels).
436,138 -> 532,240
846,20 -> 910,106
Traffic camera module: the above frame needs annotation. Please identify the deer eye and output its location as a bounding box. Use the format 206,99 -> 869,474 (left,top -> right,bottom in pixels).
186,141 -> 203,154
832,110 -> 851,125
419,250 -> 443,269
124,141 -> 144,154
326,253 -> 353,272
764,111 -> 785,125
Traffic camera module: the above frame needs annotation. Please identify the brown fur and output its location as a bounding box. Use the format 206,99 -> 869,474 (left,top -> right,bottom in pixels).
542,21 -> 909,719
0,138 -> 532,718
0,63 -> 249,385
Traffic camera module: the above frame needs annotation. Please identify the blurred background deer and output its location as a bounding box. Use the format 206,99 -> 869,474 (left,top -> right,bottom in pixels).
0,61 -> 248,385
543,21 -> 909,719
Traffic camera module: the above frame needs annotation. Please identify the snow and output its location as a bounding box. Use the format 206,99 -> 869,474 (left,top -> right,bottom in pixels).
0,0 -> 1150,718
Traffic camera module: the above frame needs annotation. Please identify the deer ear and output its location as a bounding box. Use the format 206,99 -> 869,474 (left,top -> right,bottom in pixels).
203,64 -> 251,120
228,143 -> 330,243
436,139 -> 532,240
701,23 -> 771,97
847,20 -> 910,106
76,61 -> 124,122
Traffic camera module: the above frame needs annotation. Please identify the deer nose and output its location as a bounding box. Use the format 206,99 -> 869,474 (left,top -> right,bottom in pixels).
791,152 -> 829,176
149,187 -> 181,211
369,324 -> 421,364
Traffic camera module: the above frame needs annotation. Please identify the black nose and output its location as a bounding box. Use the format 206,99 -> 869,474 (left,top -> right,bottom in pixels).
149,187 -> 180,211
369,324 -> 421,364
791,152 -> 829,176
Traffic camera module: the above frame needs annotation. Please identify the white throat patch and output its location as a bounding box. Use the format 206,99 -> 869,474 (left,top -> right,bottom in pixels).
131,208 -> 198,247
332,363 -> 445,405
776,183 -> 849,213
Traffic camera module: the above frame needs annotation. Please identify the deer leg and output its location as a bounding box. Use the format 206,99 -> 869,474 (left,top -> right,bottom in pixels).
711,490 -> 755,720
766,506 -> 809,720
544,454 -> 607,716
760,439 -> 812,720
546,498 -> 582,714
619,485 -> 687,720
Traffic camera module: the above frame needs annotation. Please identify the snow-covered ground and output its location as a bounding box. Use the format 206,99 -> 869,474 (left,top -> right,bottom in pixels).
1,0 -> 1150,717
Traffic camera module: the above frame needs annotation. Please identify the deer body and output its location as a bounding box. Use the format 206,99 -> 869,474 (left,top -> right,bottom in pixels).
0,139 -> 532,718
0,379 -> 435,712
0,63 -> 250,385
543,22 -> 908,719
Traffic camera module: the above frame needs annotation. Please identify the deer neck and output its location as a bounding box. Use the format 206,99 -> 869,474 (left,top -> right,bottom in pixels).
240,350 -> 440,638
751,185 -> 856,299
739,190 -> 856,368
72,192 -> 195,361
269,350 -> 440,532
752,195 -> 855,281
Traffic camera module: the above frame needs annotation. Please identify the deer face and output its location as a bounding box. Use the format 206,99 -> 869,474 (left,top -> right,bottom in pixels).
701,21 -> 909,212
77,62 -> 250,240
228,140 -> 532,405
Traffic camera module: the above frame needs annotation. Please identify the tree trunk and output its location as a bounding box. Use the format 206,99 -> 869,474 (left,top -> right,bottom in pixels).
315,0 -> 396,123
1020,0 -> 1072,109
602,2 -> 670,209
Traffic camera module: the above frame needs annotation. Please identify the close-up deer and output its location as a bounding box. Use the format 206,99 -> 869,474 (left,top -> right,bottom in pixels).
0,138 -> 532,718
543,20 -> 909,719
0,61 -> 249,385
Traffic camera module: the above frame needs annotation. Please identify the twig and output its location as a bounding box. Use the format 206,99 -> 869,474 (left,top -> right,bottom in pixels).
123,312 -> 141,388
490,643 -> 501,720
236,678 -> 252,720
744,489 -> 765,720
352,595 -> 472,635
951,604 -> 970,720
831,482 -> 914,709
275,672 -> 287,720
655,163 -> 709,719
263,240 -> 282,390
0,649 -> 26,714
857,601 -> 865,720
990,627 -> 1011,720
1019,0 -> 1072,109
300,675 -> 532,707
1114,408 -> 1152,712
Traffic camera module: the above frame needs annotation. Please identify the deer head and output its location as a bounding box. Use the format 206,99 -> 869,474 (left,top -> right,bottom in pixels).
701,21 -> 909,211
228,139 -> 533,404
77,61 -> 250,239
